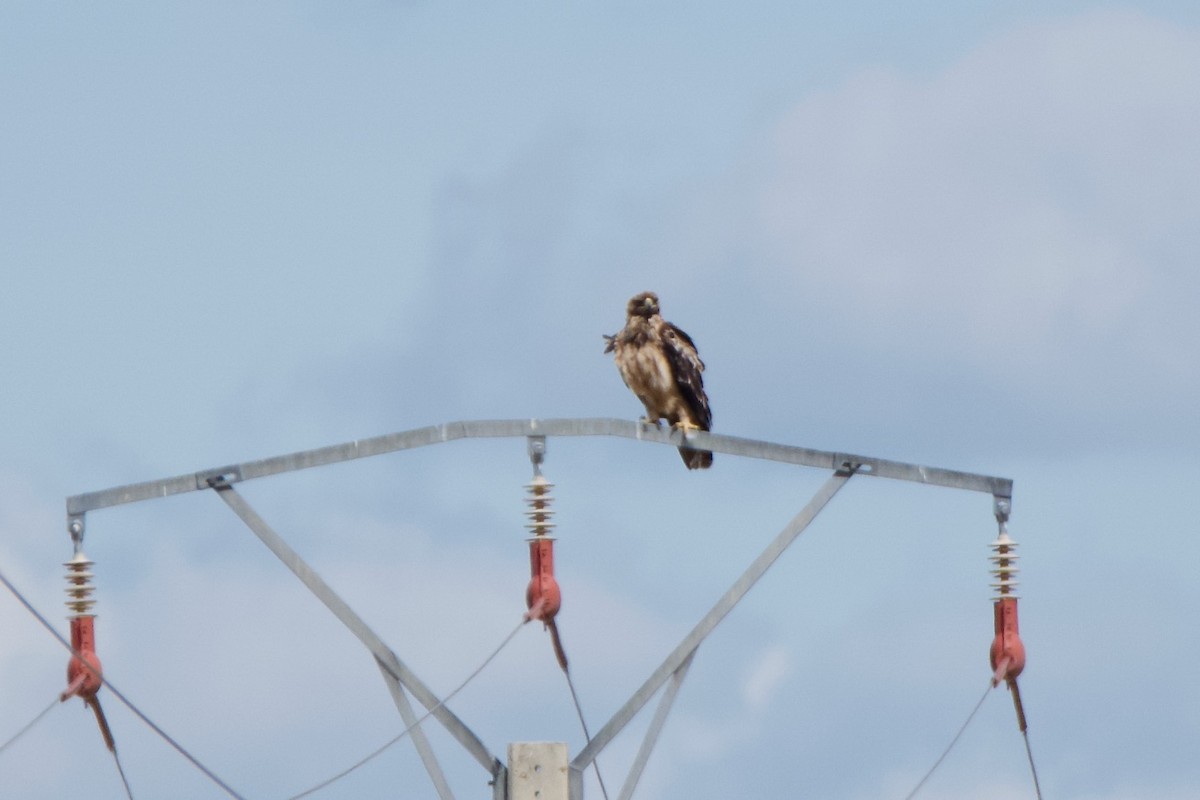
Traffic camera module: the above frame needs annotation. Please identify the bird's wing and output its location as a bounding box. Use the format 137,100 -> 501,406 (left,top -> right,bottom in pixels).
661,321 -> 711,430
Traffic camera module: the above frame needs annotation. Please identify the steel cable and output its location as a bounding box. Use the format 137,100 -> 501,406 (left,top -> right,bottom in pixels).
285,615 -> 527,800
547,621 -> 610,800
0,566 -> 247,800
902,681 -> 992,800
563,667 -> 610,800
1010,678 -> 1044,800
0,696 -> 59,757
112,740 -> 135,800
1023,729 -> 1044,799
0,693 -> 134,797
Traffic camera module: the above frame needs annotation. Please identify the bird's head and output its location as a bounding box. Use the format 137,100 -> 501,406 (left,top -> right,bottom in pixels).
626,291 -> 660,319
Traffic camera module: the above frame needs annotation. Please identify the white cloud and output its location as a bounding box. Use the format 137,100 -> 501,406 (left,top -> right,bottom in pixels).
684,10 -> 1200,439
740,644 -> 791,711
764,11 -> 1196,323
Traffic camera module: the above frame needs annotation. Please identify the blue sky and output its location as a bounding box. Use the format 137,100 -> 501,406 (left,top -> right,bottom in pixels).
2,2 -> 1199,798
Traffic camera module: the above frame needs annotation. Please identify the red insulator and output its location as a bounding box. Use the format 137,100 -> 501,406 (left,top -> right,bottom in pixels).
525,537 -> 561,623
62,615 -> 104,701
989,597 -> 1025,686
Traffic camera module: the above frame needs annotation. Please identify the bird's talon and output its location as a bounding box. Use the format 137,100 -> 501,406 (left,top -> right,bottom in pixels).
674,421 -> 699,437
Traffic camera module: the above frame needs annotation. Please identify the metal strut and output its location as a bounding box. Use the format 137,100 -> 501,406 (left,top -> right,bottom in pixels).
569,464 -> 859,799
206,478 -> 502,800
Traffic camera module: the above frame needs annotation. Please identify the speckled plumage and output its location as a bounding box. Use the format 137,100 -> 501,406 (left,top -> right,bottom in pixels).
605,292 -> 712,469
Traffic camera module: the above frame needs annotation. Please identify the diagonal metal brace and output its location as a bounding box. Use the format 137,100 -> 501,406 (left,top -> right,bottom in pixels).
208,480 -> 503,787
615,648 -> 697,800
375,658 -> 456,800
569,466 -> 856,797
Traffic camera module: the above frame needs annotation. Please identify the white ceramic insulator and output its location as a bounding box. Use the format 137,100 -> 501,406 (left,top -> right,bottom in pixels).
64,551 -> 97,617
525,475 -> 556,537
989,531 -> 1020,600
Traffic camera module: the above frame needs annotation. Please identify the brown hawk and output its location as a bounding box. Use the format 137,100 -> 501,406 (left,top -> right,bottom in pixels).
605,291 -> 713,469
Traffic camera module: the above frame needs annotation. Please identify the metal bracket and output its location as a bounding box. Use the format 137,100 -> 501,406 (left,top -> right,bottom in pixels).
527,436 -> 547,476
993,495 -> 1013,541
196,466 -> 243,490
67,515 -> 86,554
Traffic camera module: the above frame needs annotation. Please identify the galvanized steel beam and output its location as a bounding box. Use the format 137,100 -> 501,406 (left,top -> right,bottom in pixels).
376,659 -> 457,800
66,418 -> 1011,516
616,649 -> 696,800
210,480 -> 502,784
569,468 -> 855,788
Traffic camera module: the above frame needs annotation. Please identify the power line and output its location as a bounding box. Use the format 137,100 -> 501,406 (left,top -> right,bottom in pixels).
549,621 -> 610,800
285,615 -> 528,800
1008,680 -> 1044,800
564,666 -> 610,800
0,665 -> 133,797
902,681 -> 992,800
111,741 -> 135,800
0,696 -> 59,757
0,566 -> 247,800
1023,728 -> 1044,799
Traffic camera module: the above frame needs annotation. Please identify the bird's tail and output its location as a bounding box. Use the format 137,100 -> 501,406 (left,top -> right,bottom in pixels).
679,446 -> 713,469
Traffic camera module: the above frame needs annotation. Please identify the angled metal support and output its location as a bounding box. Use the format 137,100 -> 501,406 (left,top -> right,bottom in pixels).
375,659 -> 456,800
569,466 -> 857,798
492,764 -> 509,800
616,648 -> 696,800
208,480 -> 503,793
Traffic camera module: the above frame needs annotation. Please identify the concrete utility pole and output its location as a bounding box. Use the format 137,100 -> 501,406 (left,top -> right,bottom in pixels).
508,743 -> 568,800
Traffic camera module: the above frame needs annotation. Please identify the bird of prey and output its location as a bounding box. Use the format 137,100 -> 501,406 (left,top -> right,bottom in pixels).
604,291 -> 713,469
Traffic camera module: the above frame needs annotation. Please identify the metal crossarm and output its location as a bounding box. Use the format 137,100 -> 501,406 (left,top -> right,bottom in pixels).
66,418 -> 1011,518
